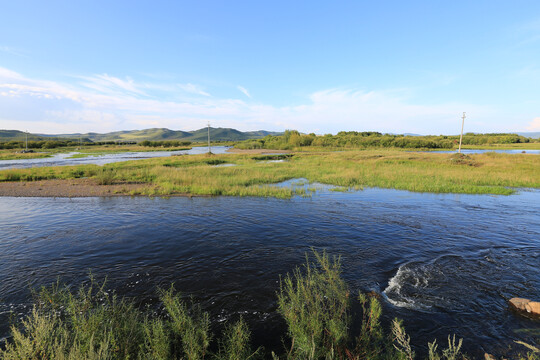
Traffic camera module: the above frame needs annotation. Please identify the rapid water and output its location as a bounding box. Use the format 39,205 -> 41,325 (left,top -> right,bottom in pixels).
0,146 -> 230,170
0,188 -> 539,357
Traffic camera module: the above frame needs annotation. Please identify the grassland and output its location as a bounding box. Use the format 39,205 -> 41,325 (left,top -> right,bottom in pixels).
0,151 -> 51,160
1,149 -> 538,197
65,146 -> 192,159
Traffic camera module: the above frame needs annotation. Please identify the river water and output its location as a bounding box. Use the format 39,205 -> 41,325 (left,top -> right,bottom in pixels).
0,188 -> 539,357
0,146 -> 230,170
429,149 -> 540,154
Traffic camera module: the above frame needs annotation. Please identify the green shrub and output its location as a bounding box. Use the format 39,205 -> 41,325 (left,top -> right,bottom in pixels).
94,168 -> 116,185
277,251 -> 349,359
5,253 -> 537,360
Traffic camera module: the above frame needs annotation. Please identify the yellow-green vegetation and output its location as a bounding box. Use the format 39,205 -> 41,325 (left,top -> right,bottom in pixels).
66,147 -> 192,159
0,151 -> 51,160
235,130 -> 537,151
1,149 -> 539,197
1,252 -> 537,359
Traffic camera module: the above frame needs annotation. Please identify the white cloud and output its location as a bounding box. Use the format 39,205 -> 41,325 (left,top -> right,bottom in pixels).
526,117 -> 540,131
237,85 -> 251,98
178,83 -> 211,97
0,66 -> 526,135
78,74 -> 146,96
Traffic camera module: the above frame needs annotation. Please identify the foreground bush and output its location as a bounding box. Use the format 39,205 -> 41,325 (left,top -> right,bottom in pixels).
1,253 -> 538,359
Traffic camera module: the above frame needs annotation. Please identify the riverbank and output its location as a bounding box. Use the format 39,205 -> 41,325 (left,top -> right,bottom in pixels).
0,151 -> 51,160
0,150 -> 538,197
0,178 -> 155,197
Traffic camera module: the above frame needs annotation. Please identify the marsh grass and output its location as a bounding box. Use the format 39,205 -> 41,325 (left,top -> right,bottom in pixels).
277,252 -> 350,359
95,168 -> 117,185
0,279 -> 257,360
0,151 -> 51,160
1,253 -> 538,360
67,147 -> 193,159
1,150 -> 539,197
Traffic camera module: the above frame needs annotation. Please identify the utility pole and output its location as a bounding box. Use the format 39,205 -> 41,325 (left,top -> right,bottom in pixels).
458,112 -> 466,153
207,121 -> 211,154
25,130 -> 28,151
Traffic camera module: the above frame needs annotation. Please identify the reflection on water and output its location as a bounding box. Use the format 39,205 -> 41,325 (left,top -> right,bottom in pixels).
0,188 -> 539,356
0,146 -> 230,170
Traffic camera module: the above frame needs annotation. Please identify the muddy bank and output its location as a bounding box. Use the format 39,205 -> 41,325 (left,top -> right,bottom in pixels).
0,179 -> 154,197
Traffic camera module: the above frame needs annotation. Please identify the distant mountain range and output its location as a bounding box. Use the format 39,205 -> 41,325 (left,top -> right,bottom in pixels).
0,128 -> 283,142
1,128 -> 539,142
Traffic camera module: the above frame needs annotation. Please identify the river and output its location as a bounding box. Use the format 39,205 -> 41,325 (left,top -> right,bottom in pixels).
0,188 -> 539,357
0,146 -> 230,170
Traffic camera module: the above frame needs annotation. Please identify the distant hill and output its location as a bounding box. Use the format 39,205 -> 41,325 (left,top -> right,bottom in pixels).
0,130 -> 66,141
1,127 -> 283,143
46,128 -> 192,142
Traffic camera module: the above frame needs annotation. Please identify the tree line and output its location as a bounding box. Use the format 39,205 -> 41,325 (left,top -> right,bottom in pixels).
235,130 -> 534,150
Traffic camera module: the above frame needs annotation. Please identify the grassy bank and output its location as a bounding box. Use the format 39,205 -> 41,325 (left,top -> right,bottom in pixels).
0,151 -> 52,160
0,150 -> 539,197
66,147 -> 192,159
1,252 -> 537,359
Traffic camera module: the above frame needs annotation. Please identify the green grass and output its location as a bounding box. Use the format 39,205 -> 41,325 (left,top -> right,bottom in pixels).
2,252 -> 537,359
65,147 -> 192,159
0,151 -> 52,160
1,149 -> 539,197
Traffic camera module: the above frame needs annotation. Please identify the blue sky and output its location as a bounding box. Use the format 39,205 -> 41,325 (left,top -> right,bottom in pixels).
1,1 -> 539,134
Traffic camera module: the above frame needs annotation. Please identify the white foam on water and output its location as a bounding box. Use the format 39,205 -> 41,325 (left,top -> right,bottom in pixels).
383,263 -> 431,310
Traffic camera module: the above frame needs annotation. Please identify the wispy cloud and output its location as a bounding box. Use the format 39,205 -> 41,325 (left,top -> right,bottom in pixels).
78,74 -> 147,96
178,83 -> 211,96
0,66 -> 520,135
237,85 -> 251,98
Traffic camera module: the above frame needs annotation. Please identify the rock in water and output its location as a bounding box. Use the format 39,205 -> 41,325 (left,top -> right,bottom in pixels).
509,298 -> 531,311
526,301 -> 540,315
509,297 -> 540,318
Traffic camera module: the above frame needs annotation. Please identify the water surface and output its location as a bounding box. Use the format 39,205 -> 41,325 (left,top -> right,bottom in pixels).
0,146 -> 230,170
429,149 -> 540,154
0,189 -> 539,357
